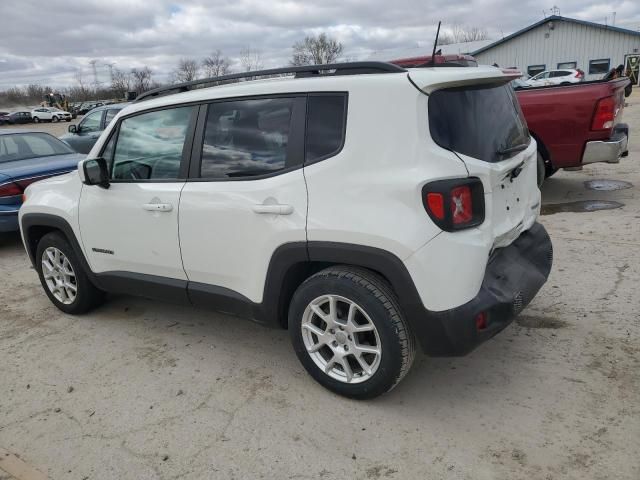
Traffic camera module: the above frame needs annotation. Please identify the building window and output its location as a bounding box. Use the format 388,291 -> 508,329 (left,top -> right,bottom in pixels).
557,61 -> 577,69
527,65 -> 546,77
589,59 -> 610,75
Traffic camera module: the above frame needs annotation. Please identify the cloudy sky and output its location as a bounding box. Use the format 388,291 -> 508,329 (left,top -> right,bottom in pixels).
1,0 -> 639,88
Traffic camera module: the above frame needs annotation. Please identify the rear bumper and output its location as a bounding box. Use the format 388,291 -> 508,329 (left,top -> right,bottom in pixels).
412,222 -> 553,356
582,124 -> 629,165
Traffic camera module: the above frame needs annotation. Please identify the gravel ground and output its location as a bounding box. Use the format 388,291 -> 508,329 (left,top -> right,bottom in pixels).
0,95 -> 638,480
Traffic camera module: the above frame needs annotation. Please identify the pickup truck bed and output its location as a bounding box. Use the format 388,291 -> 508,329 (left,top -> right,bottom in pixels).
515,78 -> 630,179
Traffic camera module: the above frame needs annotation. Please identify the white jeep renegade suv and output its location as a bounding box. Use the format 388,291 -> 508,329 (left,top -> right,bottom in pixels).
19,62 -> 552,399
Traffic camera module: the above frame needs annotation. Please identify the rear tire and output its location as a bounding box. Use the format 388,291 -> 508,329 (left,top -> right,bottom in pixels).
289,266 -> 416,399
33,117 -> 40,123
36,232 -> 104,314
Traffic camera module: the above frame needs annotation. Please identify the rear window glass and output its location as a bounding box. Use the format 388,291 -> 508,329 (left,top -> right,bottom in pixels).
305,94 -> 347,162
0,133 -> 73,163
428,83 -> 530,163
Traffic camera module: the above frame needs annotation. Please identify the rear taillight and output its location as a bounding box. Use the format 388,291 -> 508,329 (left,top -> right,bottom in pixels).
0,182 -> 22,198
422,178 -> 485,231
591,96 -> 616,130
575,70 -> 584,78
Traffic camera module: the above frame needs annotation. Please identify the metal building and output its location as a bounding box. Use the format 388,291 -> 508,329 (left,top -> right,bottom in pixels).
472,15 -> 640,85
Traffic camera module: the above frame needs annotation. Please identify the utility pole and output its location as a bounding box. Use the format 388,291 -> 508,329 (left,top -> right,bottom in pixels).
89,59 -> 100,88
104,62 -> 116,84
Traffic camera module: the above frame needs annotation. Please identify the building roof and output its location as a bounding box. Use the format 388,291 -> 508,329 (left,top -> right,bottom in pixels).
472,15 -> 640,56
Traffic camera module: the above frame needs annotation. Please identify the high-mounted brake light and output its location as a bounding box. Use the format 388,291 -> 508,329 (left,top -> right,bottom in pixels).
591,96 -> 616,131
422,178 -> 485,231
0,182 -> 22,198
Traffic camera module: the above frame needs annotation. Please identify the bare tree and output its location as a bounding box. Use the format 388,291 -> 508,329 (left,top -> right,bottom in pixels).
291,33 -> 343,66
73,71 -> 91,101
202,50 -> 232,78
111,68 -> 131,98
173,58 -> 200,83
239,46 -> 263,72
438,25 -> 490,45
131,66 -> 153,93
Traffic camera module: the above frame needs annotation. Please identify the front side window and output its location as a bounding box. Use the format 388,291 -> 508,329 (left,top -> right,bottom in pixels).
200,98 -> 294,179
109,106 -> 194,181
80,111 -> 102,133
305,94 -> 347,163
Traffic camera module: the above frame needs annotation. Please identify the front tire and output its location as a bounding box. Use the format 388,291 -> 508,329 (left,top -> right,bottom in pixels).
289,266 -> 416,399
33,116 -> 40,123
36,232 -> 104,314
51,116 -> 59,123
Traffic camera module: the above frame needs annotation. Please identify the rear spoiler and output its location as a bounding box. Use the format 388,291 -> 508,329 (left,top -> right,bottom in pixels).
408,66 -> 521,94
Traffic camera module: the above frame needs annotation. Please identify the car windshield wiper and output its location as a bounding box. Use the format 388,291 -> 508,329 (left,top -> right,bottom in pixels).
497,143 -> 529,156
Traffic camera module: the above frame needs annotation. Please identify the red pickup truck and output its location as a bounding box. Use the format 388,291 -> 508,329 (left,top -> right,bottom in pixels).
514,78 -> 630,185
389,55 -> 630,186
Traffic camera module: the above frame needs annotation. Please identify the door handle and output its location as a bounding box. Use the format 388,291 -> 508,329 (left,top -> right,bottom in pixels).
143,203 -> 173,212
252,204 -> 294,215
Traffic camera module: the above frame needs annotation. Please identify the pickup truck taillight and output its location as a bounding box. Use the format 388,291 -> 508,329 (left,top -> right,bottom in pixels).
422,178 -> 485,231
591,96 -> 616,130
0,182 -> 22,198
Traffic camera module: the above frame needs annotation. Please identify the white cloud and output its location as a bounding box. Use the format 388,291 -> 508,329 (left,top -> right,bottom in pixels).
0,0 -> 639,88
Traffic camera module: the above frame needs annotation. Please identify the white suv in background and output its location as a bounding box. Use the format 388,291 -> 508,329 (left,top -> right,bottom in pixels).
31,107 -> 72,123
526,68 -> 584,87
19,62 -> 552,399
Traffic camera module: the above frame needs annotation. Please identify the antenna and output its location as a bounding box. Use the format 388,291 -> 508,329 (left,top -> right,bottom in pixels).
429,21 -> 441,66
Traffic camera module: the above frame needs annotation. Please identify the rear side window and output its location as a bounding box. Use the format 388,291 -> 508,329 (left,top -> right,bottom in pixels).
105,109 -> 119,125
428,83 -> 530,163
305,94 -> 347,163
200,97 -> 295,179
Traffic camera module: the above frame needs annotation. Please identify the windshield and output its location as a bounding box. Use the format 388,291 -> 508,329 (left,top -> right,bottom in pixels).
0,132 -> 74,163
428,82 -> 530,163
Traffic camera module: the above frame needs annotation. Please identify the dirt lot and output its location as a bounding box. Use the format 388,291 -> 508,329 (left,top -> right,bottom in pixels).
0,118 -> 80,137
1,96 -> 639,480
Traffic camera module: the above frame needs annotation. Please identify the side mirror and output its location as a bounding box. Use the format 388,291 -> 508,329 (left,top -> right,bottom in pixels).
68,124 -> 77,134
82,158 -> 110,189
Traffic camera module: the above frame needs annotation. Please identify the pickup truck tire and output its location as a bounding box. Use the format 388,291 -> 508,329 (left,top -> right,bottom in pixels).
36,232 -> 104,314
289,266 -> 416,399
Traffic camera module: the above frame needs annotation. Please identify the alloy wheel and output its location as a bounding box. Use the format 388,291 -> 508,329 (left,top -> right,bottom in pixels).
301,294 -> 382,384
42,247 -> 77,305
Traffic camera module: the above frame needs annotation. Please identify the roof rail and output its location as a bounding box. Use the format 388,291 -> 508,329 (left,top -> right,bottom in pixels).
135,61 -> 407,102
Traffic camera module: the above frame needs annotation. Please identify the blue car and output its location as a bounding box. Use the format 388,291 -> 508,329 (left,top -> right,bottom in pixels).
0,130 -> 83,232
